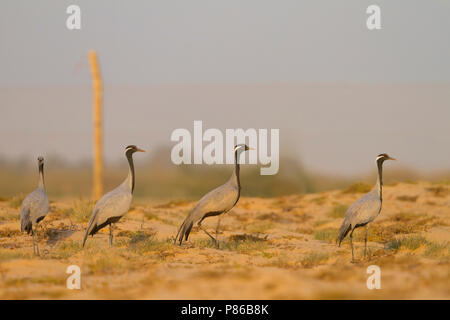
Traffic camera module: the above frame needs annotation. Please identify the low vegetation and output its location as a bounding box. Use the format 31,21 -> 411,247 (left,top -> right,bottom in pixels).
328,204 -> 348,218
314,228 -> 338,242
387,235 -> 428,251
396,195 -> 419,202
342,182 -> 372,194
8,193 -> 25,209
386,235 -> 449,260
426,186 -> 448,197
64,199 -> 94,223
301,251 -> 330,268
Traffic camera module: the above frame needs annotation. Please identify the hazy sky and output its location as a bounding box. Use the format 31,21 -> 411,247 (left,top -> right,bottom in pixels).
1,0 -> 449,85
1,1 -> 449,174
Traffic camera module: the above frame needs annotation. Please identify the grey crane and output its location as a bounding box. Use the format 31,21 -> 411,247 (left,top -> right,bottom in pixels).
20,156 -> 50,256
82,145 -> 145,248
337,153 -> 396,262
175,144 -> 251,247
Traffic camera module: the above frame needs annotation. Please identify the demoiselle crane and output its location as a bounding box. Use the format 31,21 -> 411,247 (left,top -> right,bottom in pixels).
20,156 -> 50,256
337,153 -> 396,262
175,144 -> 252,247
82,145 -> 145,247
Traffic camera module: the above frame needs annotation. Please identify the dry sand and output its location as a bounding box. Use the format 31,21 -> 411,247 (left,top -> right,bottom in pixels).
0,182 -> 449,299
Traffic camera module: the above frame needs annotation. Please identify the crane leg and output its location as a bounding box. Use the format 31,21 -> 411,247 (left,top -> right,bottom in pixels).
364,225 -> 369,259
109,224 -> 114,247
32,228 -> 36,255
33,226 -> 40,256
215,217 -> 221,249
350,228 -> 355,263
36,228 -> 40,256
198,222 -> 217,248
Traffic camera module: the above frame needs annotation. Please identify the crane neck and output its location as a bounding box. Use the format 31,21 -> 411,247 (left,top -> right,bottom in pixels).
125,151 -> 135,193
375,158 -> 384,201
231,149 -> 241,190
38,162 -> 45,189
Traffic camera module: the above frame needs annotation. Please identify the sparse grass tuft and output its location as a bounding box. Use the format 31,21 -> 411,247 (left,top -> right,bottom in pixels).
301,252 -> 330,268
386,235 -> 428,251
8,193 -> 25,208
128,230 -> 156,245
65,199 -> 94,222
262,251 -> 275,259
154,199 -> 189,209
313,220 -> 330,227
144,210 -> 179,226
314,228 -> 338,242
396,195 -> 419,202
127,233 -> 174,259
328,204 -> 348,218
4,276 -> 65,287
197,235 -> 270,255
88,256 -> 120,274
386,237 -> 448,259
221,239 -> 268,254
424,242 -> 449,259
271,198 -> 287,208
386,238 -> 401,251
87,251 -> 134,274
342,182 -> 372,194
311,195 -> 327,205
426,186 -> 448,197
0,210 -> 20,222
30,276 -> 65,285
0,249 -> 33,261
368,213 -> 437,242
246,222 -> 274,234
257,212 -> 293,224
266,254 -> 293,269
294,227 -> 313,235
391,212 -> 425,223
400,235 -> 428,250
0,228 -> 21,237
228,234 -> 268,242
51,240 -> 82,259
265,251 -> 330,269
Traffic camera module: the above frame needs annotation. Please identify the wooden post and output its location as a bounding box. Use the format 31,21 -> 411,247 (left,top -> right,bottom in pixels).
89,50 -> 103,200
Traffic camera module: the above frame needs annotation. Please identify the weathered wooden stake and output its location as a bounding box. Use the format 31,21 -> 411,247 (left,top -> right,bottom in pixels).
89,50 -> 103,200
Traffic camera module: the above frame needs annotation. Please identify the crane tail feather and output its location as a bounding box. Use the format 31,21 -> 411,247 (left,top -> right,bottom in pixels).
174,221 -> 184,244
20,208 -> 32,235
184,222 -> 193,241
176,215 -> 194,245
82,209 -> 98,248
82,225 -> 91,248
337,220 -> 352,246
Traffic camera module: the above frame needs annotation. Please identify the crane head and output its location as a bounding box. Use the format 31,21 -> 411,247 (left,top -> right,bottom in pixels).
125,145 -> 146,154
234,144 -> 254,152
376,153 -> 397,162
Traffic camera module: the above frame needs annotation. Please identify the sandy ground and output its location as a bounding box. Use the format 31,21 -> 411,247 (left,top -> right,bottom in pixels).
0,181 -> 449,299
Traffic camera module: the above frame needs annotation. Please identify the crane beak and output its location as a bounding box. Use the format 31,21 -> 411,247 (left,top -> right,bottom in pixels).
389,157 -> 397,161
137,148 -> 146,153
249,147 -> 255,151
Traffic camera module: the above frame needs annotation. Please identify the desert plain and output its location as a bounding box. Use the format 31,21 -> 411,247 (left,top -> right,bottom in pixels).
0,181 -> 449,299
